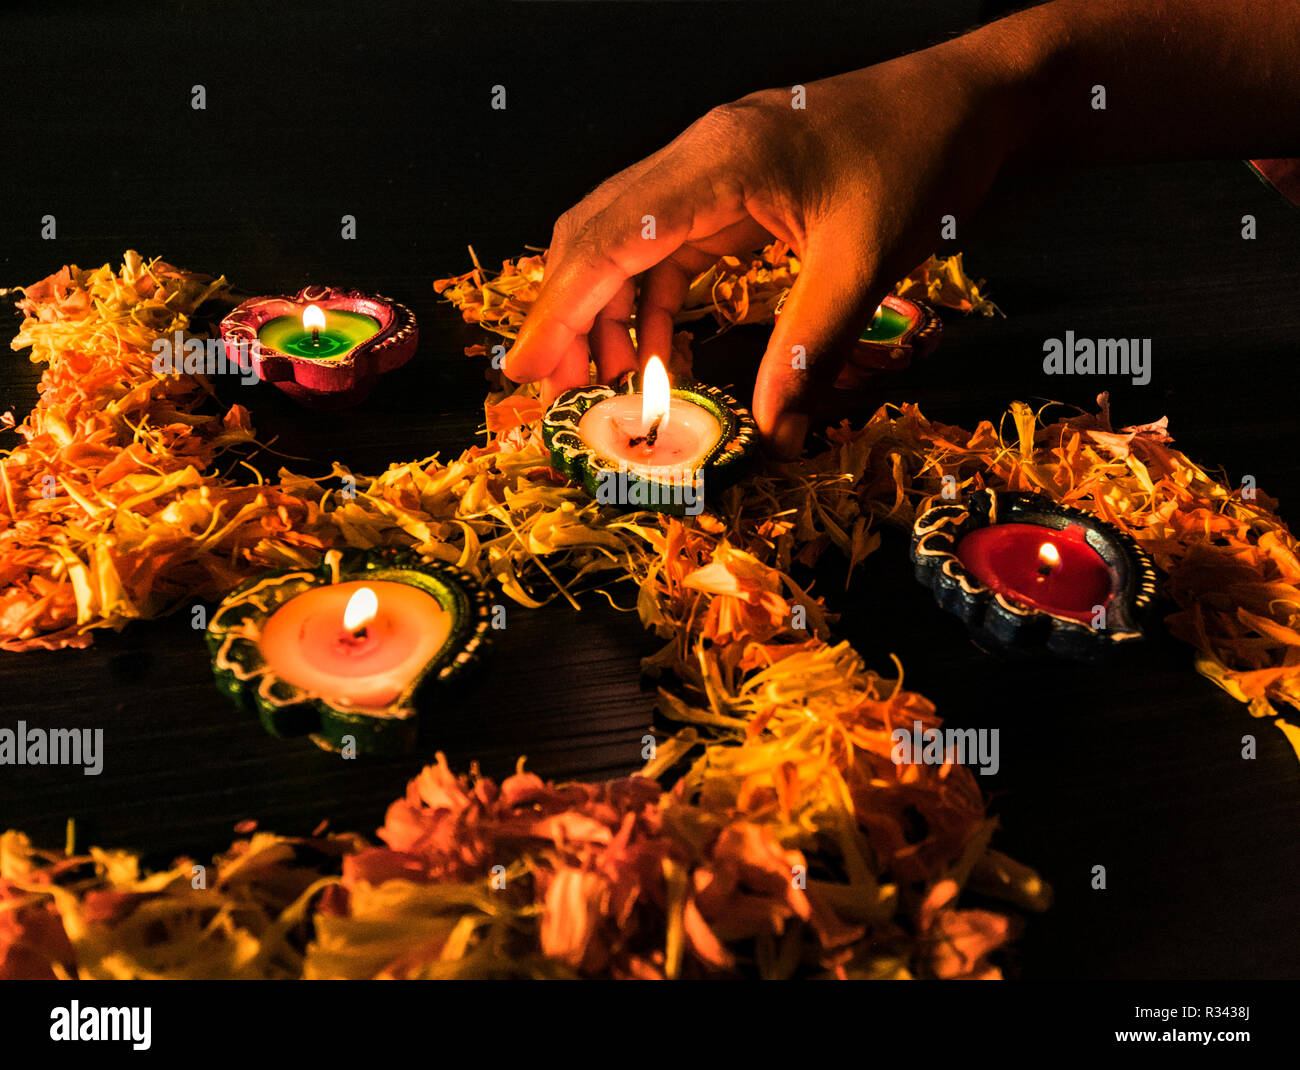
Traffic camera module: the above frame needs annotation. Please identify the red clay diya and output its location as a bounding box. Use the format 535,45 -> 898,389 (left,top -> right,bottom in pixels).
910,488 -> 1158,659
220,285 -> 417,408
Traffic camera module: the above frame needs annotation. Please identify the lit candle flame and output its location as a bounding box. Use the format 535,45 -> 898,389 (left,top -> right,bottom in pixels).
302,304 -> 327,332
343,586 -> 378,634
641,355 -> 671,436
1038,542 -> 1061,574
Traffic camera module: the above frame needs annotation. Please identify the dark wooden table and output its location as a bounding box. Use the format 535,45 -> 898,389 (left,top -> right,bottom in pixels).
1,1 -> 1297,979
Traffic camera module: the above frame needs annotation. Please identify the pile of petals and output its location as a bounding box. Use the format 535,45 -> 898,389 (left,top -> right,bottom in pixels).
432,245 -> 544,344
433,243 -> 1000,357
436,247 -> 1298,748
0,706 -> 1038,981
1,252 -> 1044,979
893,252 -> 1002,317
792,399 -> 1300,754
1,498 -> 1046,979
0,254 -> 669,643
0,253 -> 322,649
5,243 -> 1298,978
673,246 -> 1002,326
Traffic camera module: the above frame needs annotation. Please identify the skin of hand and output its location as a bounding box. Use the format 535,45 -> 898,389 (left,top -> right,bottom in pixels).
503,0 -> 1300,458
503,47 -> 1024,458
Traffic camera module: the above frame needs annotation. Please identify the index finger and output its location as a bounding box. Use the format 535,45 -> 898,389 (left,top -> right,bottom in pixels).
505,169 -> 743,386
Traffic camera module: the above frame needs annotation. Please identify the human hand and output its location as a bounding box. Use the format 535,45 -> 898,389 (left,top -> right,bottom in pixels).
503,40 -> 1027,456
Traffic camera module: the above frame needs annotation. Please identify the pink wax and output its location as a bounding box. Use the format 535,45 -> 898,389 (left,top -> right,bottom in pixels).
577,394 -> 722,477
260,580 -> 451,708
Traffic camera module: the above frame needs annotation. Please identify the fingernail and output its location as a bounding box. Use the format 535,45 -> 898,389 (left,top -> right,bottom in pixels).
501,343 -> 520,380
771,413 -> 809,459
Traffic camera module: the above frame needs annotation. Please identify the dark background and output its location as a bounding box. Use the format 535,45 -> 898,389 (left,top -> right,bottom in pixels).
1,1 -> 1297,979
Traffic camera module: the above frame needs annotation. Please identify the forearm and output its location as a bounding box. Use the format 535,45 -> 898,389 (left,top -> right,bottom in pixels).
939,0 -> 1300,165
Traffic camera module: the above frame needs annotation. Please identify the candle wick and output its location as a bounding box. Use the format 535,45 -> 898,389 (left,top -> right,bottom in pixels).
1037,563 -> 1053,578
628,413 -> 664,449
311,328 -> 321,345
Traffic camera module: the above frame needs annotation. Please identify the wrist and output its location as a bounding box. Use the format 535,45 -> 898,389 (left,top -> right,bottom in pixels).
930,5 -> 1069,169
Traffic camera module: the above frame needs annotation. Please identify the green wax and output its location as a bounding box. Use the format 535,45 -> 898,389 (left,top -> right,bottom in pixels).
257,310 -> 382,360
859,304 -> 912,344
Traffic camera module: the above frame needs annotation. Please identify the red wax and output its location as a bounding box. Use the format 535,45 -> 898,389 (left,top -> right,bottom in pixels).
955,523 -> 1113,623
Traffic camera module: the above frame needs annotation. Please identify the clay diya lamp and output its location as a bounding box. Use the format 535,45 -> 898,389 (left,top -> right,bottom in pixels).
206,548 -> 492,755
774,293 -> 942,390
220,285 -> 418,408
910,488 -> 1158,659
542,356 -> 757,515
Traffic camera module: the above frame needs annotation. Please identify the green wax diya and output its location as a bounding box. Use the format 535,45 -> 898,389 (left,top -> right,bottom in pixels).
847,295 -> 942,375
206,548 -> 493,756
772,293 -> 942,388
220,286 -> 419,409
859,302 -> 913,344
256,306 -> 382,360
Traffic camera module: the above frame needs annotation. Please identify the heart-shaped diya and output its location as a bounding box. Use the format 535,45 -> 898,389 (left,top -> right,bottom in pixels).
849,295 -> 942,370
220,285 -> 418,409
206,548 -> 493,755
543,376 -> 757,516
773,293 -> 942,390
910,489 -> 1159,659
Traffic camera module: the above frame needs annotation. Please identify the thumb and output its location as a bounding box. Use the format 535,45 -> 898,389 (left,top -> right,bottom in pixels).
753,238 -> 886,459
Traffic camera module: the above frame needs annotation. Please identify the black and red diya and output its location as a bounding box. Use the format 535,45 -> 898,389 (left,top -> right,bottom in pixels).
910,488 -> 1158,659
